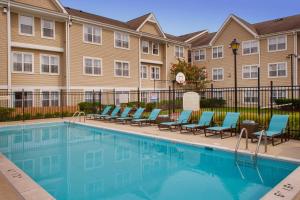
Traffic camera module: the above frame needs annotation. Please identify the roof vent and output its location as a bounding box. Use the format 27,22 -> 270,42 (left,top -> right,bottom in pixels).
274,18 -> 284,22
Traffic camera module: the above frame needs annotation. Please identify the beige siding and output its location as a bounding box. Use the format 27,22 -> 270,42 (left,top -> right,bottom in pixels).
11,48 -> 65,87
11,12 -> 65,48
298,34 -> 300,85
140,22 -> 162,37
14,0 -> 62,12
69,22 -> 139,88
0,11 -> 8,86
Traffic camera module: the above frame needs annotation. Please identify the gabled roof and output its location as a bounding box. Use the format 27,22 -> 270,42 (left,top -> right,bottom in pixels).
178,30 -> 208,42
53,0 -> 68,14
191,32 -> 217,48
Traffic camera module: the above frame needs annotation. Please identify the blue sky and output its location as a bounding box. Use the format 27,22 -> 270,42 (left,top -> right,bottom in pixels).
61,0 -> 300,36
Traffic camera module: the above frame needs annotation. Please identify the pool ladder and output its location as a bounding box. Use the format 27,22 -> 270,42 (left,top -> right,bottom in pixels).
69,111 -> 86,123
235,128 -> 267,165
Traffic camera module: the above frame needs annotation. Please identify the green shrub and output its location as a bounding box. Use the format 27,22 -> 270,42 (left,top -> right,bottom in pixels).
78,102 -> 100,114
14,114 -> 22,121
33,113 -> 44,119
200,98 -> 226,108
274,98 -> 300,110
0,107 -> 15,121
145,102 -> 156,112
23,113 -> 32,120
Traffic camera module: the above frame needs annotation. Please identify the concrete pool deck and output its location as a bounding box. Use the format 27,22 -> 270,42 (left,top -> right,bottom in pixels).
0,118 -> 300,199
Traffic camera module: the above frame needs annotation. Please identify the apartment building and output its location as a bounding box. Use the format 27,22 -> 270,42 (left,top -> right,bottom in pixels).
0,0 -> 299,107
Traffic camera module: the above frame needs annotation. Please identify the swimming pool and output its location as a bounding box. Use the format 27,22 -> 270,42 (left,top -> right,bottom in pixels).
0,122 -> 298,200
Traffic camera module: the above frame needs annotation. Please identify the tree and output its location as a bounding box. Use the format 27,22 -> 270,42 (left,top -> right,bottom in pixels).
170,59 -> 210,89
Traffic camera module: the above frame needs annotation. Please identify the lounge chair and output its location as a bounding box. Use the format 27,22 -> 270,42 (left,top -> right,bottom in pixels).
204,112 -> 240,139
180,111 -> 214,134
95,106 -> 120,120
253,115 -> 289,146
131,109 -> 161,126
105,107 -> 132,121
89,105 -> 112,119
158,110 -> 192,131
116,107 -> 145,123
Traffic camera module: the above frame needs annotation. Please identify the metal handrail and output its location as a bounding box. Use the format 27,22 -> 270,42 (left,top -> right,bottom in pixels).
70,111 -> 86,123
254,130 -> 267,156
235,128 -> 249,153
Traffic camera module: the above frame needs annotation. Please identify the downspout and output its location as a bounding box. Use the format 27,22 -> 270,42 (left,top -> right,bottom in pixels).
165,42 -> 168,89
7,0 -> 11,106
65,16 -> 71,105
138,37 -> 141,89
294,32 -> 298,85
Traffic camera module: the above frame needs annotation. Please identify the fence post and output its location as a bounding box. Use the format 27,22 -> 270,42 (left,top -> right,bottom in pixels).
210,83 -> 213,99
257,67 -> 261,119
270,81 -> 273,117
113,89 -> 116,106
22,89 -> 25,121
172,80 -> 175,113
99,90 -> 102,110
60,89 -> 64,118
137,87 -> 140,108
92,89 -> 96,113
168,86 -> 171,118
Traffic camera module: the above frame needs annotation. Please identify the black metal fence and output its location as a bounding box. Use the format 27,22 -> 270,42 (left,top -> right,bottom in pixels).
0,83 -> 299,138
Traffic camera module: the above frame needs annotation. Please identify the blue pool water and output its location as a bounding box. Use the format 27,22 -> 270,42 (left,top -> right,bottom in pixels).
0,122 -> 298,200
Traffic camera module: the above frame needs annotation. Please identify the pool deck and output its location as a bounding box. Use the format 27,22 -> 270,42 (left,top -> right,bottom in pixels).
0,118 -> 300,199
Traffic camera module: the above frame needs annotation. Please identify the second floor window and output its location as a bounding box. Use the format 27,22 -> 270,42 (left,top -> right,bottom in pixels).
84,25 -> 101,44
194,49 -> 205,61
84,57 -> 102,76
268,35 -> 286,52
115,61 -> 129,77
212,68 -> 224,81
41,55 -> 59,74
243,40 -> 258,55
42,19 -> 55,38
13,52 -> 33,73
268,62 -> 287,78
140,65 -> 148,79
142,41 -> 149,53
150,66 -> 160,80
115,32 -> 129,49
175,46 -> 184,58
19,15 -> 34,36
242,65 -> 258,79
212,46 -> 223,59
152,43 -> 159,55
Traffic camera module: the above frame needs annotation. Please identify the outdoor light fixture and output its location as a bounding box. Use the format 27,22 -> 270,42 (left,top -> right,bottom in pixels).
3,7 -> 7,13
230,38 -> 240,112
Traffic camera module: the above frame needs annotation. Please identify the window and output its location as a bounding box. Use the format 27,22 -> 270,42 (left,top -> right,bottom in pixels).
41,19 -> 55,38
115,91 -> 129,105
115,32 -> 129,49
194,49 -> 205,61
42,91 -> 59,107
242,65 -> 258,79
268,63 -> 287,78
244,91 -> 258,104
142,41 -> 149,54
152,42 -> 159,55
84,151 -> 102,170
175,46 -> 184,58
212,90 -> 224,99
12,52 -> 33,73
272,90 -> 287,102
268,35 -> 287,52
84,91 -> 100,103
212,68 -> 224,81
141,92 -> 149,103
41,55 -> 59,74
14,91 -> 33,107
140,65 -> 148,79
19,15 -> 34,36
150,66 -> 160,80
242,40 -> 258,55
84,25 -> 101,44
115,61 -> 129,77
84,57 -> 102,76
212,46 -> 223,59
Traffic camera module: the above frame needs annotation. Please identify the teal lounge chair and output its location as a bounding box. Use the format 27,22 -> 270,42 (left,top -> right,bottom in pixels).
131,109 -> 161,126
253,115 -> 289,146
158,110 -> 192,131
181,111 -> 214,134
105,107 -> 132,121
90,105 -> 112,119
95,106 -> 120,120
205,112 -> 240,139
116,107 -> 145,123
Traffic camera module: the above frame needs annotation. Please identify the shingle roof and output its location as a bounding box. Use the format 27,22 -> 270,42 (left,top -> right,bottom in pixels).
164,33 -> 186,42
178,30 -> 207,41
191,32 -> 217,47
126,13 -> 152,30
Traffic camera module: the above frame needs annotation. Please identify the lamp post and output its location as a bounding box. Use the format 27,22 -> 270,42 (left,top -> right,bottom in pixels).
230,38 -> 240,112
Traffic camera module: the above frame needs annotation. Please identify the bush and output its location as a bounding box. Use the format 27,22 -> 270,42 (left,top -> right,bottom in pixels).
200,98 -> 226,108
274,98 -> 300,110
33,113 -> 44,119
78,102 -> 100,114
0,107 -> 15,121
145,102 -> 156,112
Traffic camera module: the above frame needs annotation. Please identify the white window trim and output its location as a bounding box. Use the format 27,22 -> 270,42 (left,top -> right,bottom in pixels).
174,45 -> 184,58
267,35 -> 287,52
40,90 -> 60,107
83,24 -> 102,45
242,64 -> 259,80
12,51 -> 34,74
152,42 -> 160,56
268,62 -> 288,78
114,60 -> 130,78
142,40 -> 150,54
242,90 -> 259,104
242,40 -> 259,56
212,45 -> 224,59
19,14 -> 35,37
40,54 -> 60,75
114,31 -> 130,50
41,18 -> 55,40
150,66 -> 160,80
12,89 -> 35,108
140,65 -> 148,79
82,56 -> 103,76
212,67 -> 224,81
194,49 -> 206,61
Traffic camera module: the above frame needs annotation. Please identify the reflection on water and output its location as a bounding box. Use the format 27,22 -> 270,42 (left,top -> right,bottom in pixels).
0,123 -> 297,200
